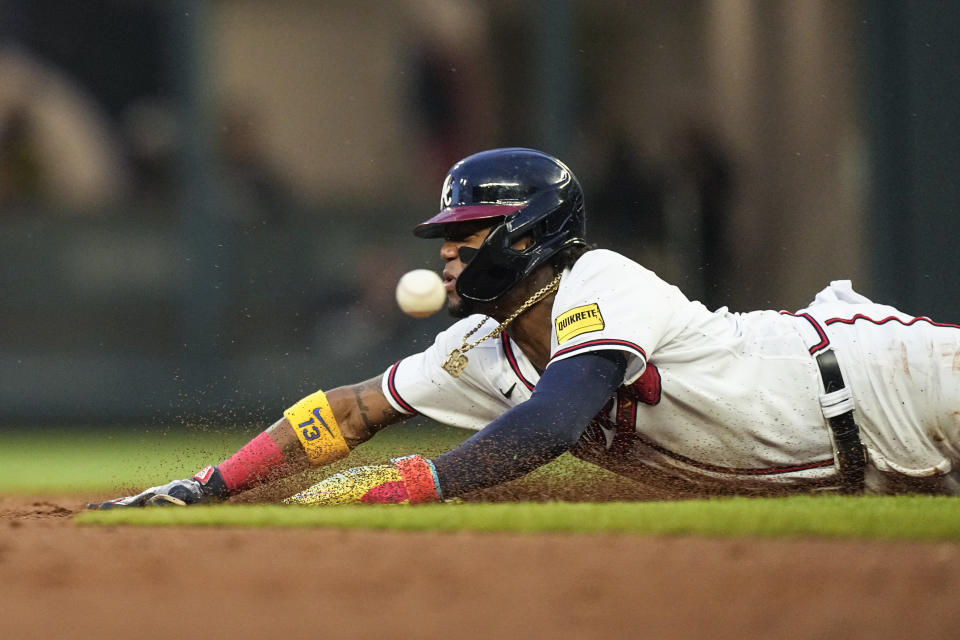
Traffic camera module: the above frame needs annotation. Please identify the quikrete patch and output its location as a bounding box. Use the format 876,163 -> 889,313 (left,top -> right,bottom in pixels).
555,303 -> 605,343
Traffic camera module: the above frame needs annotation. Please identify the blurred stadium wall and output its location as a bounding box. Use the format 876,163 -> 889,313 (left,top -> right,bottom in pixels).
0,0 -> 957,423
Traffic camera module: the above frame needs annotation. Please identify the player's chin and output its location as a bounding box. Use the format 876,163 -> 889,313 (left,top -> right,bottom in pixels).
447,295 -> 474,318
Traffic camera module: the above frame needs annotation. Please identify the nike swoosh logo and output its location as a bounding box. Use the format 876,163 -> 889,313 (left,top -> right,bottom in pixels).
500,382 -> 516,399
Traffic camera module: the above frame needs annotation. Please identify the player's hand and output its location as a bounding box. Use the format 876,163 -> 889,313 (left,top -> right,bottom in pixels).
87,465 -> 229,509
284,454 -> 441,505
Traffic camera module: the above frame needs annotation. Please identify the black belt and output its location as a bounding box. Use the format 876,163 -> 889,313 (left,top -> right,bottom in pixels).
815,350 -> 866,493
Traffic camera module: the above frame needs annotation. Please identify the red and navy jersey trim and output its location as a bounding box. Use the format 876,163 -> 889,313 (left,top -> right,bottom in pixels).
825,314 -> 960,330
500,333 -> 536,391
636,431 -> 835,476
386,361 -> 418,415
552,338 -> 647,361
783,309 -> 960,355
780,311 -> 830,355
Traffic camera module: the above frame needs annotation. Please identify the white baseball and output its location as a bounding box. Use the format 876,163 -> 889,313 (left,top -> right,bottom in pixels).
396,269 -> 446,318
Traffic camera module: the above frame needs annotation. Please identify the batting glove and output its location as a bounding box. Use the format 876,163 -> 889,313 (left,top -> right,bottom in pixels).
284,454 -> 442,505
87,465 -> 229,509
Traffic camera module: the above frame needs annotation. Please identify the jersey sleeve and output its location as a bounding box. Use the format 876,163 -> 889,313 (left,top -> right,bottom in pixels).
380,316 -> 506,431
548,249 -> 688,384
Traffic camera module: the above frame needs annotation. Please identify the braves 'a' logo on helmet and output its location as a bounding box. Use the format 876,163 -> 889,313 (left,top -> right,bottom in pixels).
441,173 -> 454,208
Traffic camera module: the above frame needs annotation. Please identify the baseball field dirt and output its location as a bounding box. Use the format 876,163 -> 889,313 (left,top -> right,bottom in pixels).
3,493 -> 960,640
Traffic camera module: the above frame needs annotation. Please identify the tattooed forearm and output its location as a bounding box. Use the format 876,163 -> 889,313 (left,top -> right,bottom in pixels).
348,376 -> 401,443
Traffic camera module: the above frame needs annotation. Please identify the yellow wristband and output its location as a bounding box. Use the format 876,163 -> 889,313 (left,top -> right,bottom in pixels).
284,389 -> 350,466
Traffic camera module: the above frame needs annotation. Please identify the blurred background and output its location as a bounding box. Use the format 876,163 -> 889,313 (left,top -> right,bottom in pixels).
1,0 -> 958,425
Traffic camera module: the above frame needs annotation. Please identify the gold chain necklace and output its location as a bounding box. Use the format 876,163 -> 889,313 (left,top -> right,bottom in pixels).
441,272 -> 563,378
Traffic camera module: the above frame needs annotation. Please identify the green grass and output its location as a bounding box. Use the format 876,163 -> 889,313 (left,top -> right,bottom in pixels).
7,424 -> 960,540
0,422 -> 472,493
76,495 -> 960,541
0,426 -> 254,492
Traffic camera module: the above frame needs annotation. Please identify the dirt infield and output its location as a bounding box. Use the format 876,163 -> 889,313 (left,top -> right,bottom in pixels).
3,494 -> 960,640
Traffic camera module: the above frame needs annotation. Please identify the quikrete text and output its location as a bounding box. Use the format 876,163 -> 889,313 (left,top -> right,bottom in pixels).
557,307 -> 601,332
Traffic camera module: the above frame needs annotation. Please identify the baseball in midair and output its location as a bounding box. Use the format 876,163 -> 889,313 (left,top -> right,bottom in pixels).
396,269 -> 446,318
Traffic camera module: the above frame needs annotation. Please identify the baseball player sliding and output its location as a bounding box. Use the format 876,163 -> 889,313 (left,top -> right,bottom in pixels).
90,148 -> 960,508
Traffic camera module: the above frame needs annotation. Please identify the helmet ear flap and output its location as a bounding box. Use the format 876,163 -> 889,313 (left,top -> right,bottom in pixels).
457,246 -> 479,264
455,223 -> 526,303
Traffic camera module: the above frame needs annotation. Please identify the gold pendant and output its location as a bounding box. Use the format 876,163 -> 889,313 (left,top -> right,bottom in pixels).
442,348 -> 469,378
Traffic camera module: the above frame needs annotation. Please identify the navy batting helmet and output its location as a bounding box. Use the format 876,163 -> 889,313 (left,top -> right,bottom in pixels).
414,148 -> 586,303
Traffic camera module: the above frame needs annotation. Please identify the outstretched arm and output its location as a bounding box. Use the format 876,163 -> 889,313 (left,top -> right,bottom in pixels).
432,350 -> 627,497
89,375 -> 407,508
287,350 -> 627,505
265,376 -> 405,469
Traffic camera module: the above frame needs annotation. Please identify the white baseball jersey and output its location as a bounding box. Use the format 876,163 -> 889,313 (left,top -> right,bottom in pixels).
382,249 -> 960,493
